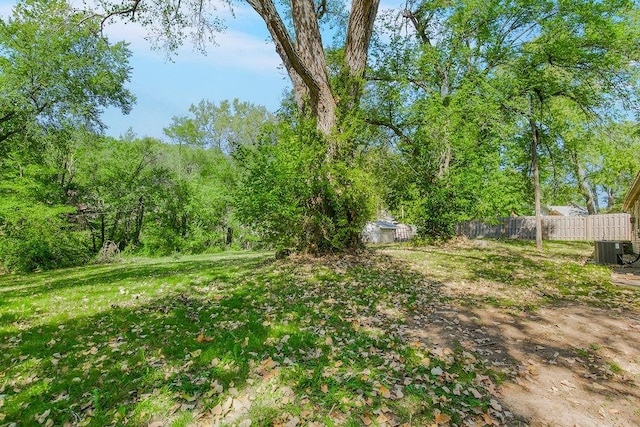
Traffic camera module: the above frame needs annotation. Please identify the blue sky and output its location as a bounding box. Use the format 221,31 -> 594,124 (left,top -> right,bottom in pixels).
0,0 -> 290,140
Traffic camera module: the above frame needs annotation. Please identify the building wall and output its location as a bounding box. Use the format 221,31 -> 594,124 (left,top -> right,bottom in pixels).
380,229 -> 396,244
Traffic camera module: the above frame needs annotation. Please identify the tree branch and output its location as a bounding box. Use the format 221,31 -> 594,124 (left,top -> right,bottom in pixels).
246,0 -> 321,96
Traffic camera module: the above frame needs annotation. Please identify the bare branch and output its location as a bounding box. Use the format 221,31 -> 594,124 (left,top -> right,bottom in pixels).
316,0 -> 327,20
402,8 -> 430,45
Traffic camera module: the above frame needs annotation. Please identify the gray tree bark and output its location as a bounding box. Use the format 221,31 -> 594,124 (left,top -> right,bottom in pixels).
246,0 -> 379,136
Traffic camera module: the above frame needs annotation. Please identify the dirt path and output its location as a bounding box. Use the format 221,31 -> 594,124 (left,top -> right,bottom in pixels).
407,299 -> 640,426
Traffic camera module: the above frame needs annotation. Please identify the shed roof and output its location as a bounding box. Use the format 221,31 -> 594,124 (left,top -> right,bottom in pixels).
623,170 -> 640,212
373,221 -> 400,229
547,205 -> 588,216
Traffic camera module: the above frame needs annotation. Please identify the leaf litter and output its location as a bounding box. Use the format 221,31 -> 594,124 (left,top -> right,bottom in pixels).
1,242 -> 638,426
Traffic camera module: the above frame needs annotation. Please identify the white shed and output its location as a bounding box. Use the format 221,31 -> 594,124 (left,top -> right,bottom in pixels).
363,221 -> 400,244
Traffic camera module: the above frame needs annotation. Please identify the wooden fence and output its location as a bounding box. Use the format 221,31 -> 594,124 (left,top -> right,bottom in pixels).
456,213 -> 631,241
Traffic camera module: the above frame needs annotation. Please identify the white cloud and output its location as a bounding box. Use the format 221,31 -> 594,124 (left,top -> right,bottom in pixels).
183,30 -> 281,70
96,1 -> 282,72
0,3 -> 13,18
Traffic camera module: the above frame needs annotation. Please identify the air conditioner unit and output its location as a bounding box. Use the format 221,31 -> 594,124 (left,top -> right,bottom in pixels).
594,241 -> 624,265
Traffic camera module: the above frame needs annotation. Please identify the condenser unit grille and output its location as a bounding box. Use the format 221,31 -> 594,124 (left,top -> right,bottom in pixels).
594,241 -> 624,265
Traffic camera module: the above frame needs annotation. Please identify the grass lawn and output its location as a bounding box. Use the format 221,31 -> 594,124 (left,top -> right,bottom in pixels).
0,242 -> 638,426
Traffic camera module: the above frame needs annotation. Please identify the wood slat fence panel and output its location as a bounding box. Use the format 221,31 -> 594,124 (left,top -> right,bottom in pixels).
456,214 -> 631,241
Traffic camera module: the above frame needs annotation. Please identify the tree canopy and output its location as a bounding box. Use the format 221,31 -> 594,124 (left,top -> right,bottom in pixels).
0,0 -> 134,151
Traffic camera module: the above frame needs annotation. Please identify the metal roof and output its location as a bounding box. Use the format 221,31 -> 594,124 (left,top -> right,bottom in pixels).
372,221 -> 400,229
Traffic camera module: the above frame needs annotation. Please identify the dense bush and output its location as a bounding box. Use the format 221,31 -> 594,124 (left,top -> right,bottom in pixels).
0,203 -> 91,272
234,120 -> 375,253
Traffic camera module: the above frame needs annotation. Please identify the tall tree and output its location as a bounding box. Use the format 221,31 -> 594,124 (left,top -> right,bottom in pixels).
365,0 -> 534,236
502,0 -> 640,249
0,0 -> 134,151
368,0 -> 639,244
97,0 -> 381,251
99,0 -> 378,139
163,98 -> 274,152
0,0 -> 135,271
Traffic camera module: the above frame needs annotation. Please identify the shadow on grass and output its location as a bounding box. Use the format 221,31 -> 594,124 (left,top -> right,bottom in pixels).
0,251 -> 508,426
0,271 -> 329,425
5,243 -> 630,426
380,240 -> 640,425
407,302 -> 640,414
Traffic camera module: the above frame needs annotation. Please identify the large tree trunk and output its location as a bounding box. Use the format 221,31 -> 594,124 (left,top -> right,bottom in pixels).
246,0 -> 379,137
244,0 -> 380,253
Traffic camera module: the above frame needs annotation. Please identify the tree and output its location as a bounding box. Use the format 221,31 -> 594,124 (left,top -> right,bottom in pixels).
0,0 -> 134,151
367,0 -> 639,244
0,0 -> 135,271
98,0 -> 378,137
501,0 -> 640,249
163,99 -> 274,152
234,119 -> 375,251
364,0 -> 534,237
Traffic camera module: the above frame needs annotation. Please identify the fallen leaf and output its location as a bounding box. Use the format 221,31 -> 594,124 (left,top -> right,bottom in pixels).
285,416 -> 300,427
379,385 -> 391,399
483,412 -> 496,425
211,380 -> 224,393
361,415 -> 373,426
434,412 -> 451,424
35,409 -> 51,424
321,384 -> 329,393
377,413 -> 390,424
197,333 -> 212,343
469,387 -> 482,399
211,404 -> 222,417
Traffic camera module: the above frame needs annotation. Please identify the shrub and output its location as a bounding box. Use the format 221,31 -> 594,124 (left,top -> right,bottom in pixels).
234,120 -> 374,253
0,203 -> 91,272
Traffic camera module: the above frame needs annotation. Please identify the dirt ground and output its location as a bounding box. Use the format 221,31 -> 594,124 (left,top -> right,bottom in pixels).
405,277 -> 640,426
613,267 -> 640,289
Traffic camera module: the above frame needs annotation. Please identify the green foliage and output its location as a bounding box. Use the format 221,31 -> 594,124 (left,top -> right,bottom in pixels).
163,99 -> 274,152
0,0 -> 135,271
367,0 -> 640,237
72,135 -> 243,256
235,119 -> 375,252
0,160 -> 92,272
0,202 -> 90,272
0,0 -> 133,150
